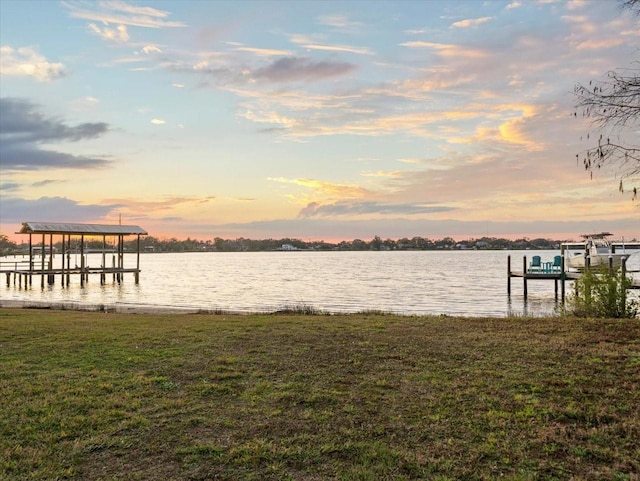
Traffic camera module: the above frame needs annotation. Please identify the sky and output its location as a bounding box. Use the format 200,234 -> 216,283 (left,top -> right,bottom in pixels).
0,0 -> 638,243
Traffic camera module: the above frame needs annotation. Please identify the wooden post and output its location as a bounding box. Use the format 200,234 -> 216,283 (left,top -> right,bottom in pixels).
28,234 -> 33,286
561,256 -> 566,303
101,235 -> 106,285
41,234 -> 45,289
136,234 -> 141,284
66,235 -> 71,286
621,256 -> 627,309
61,235 -> 65,287
80,234 -> 85,287
507,255 -> 511,296
48,234 -> 54,285
523,255 -> 528,300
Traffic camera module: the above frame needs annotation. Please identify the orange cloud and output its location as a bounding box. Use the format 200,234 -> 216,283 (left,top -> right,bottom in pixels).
400,41 -> 487,59
268,177 -> 371,198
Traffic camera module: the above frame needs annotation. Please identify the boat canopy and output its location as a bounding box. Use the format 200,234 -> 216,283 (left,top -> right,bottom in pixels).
18,222 -> 147,236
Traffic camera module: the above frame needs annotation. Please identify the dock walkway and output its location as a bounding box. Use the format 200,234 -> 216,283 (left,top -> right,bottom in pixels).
508,254 -> 639,303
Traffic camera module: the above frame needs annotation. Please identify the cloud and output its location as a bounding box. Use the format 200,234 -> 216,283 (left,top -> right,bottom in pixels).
0,148 -> 111,171
252,57 -> 357,83
32,179 -> 62,188
450,17 -> 493,29
400,41 -> 487,59
63,0 -> 187,28
0,196 -> 121,223
71,96 -> 100,109
298,201 -> 455,218
88,23 -> 130,42
575,38 -> 624,50
317,14 -> 362,30
141,44 -> 162,54
235,47 -> 293,57
0,46 -> 67,81
0,98 -> 110,170
0,182 -> 21,192
100,196 -> 202,213
299,43 -> 374,56
150,118 -> 166,125
0,98 -> 109,144
268,177 -> 371,198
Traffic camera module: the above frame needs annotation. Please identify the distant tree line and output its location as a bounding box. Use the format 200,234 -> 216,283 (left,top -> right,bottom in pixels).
117,235 -> 567,252
5,233 -> 639,256
0,233 -> 584,256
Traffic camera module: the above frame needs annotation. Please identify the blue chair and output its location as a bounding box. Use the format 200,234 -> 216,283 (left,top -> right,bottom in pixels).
529,255 -> 542,272
551,255 -> 562,272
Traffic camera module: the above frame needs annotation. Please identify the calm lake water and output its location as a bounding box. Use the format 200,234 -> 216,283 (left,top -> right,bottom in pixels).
2,250 -> 639,317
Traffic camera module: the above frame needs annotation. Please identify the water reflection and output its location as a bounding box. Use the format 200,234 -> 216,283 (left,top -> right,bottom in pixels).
2,250 -> 637,317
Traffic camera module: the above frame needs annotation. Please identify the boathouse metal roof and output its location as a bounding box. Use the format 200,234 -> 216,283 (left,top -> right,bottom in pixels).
18,222 -> 147,236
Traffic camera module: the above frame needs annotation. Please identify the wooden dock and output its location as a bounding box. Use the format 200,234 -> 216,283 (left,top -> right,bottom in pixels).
1,222 -> 147,289
508,254 -> 639,303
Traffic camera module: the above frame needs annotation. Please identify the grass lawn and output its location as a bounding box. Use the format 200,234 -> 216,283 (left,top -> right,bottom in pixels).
1,308 -> 639,480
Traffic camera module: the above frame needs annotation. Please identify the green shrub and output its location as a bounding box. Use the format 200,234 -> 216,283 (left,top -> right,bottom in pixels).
571,266 -> 638,318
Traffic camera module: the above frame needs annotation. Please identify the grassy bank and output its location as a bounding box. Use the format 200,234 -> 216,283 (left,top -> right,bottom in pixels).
1,309 -> 639,480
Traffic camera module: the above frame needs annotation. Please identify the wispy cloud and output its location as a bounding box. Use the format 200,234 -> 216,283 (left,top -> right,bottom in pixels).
0,46 -> 67,81
0,182 -> 21,192
289,32 -> 372,55
235,47 -> 293,57
71,96 -> 100,108
269,177 -> 371,198
450,17 -> 493,29
299,43 -> 373,56
0,196 -> 120,223
62,0 -> 187,28
88,23 -> 129,42
101,196 -> 205,213
141,44 -> 162,54
252,57 -> 357,83
317,14 -> 362,30
400,41 -> 487,59
298,200 -> 454,218
575,38 -> 625,50
0,98 -> 111,171
150,118 -> 166,125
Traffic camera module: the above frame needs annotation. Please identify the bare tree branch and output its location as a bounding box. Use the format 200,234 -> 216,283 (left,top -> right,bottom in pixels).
573,0 -> 639,200
574,53 -> 639,199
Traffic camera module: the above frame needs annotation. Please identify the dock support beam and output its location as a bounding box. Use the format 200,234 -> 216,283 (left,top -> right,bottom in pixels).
507,255 -> 511,296
523,255 -> 528,300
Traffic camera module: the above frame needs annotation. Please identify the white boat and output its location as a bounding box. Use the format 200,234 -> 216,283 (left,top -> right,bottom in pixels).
564,233 -> 640,270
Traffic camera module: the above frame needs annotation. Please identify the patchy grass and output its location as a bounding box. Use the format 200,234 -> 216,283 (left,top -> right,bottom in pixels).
1,308 -> 639,480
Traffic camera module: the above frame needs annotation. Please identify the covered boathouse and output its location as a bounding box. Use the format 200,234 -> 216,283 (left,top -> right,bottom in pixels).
6,222 -> 147,288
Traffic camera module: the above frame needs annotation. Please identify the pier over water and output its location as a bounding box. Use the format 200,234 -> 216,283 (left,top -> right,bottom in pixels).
2,222 -> 147,288
508,253 -> 640,304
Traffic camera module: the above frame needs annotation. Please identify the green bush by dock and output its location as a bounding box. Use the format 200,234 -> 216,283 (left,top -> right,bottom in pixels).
1,308 -> 639,480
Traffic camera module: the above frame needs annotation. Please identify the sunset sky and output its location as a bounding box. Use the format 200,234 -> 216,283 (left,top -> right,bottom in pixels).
1,0 -> 638,243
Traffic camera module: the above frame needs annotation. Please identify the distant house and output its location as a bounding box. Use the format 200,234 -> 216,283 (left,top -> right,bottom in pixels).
280,244 -> 296,251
